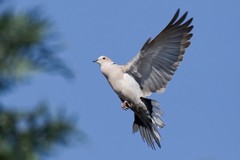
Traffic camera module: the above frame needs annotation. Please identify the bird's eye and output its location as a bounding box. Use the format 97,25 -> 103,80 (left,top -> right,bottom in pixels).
103,57 -> 106,60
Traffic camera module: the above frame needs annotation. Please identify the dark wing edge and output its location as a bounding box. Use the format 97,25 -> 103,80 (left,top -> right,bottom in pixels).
141,9 -> 193,53
124,9 -> 193,95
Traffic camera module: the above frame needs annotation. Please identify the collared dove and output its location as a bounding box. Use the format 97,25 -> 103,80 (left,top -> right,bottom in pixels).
94,9 -> 193,149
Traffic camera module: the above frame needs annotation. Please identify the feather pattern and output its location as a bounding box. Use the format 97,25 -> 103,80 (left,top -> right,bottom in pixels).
124,9 -> 193,96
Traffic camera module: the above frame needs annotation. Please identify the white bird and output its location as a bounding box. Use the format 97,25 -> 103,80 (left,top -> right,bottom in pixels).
94,9 -> 193,149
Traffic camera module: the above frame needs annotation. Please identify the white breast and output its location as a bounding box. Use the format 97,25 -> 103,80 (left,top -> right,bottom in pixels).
117,73 -> 143,102
101,63 -> 143,103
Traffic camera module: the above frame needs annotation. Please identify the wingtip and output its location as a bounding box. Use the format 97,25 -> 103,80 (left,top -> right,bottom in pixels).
176,8 -> 180,15
166,8 -> 188,29
174,8 -> 180,20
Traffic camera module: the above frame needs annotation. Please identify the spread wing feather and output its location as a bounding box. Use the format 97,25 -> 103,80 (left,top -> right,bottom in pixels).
124,9 -> 193,96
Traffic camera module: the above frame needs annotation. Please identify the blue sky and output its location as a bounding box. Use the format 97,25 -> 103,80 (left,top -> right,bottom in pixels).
2,0 -> 240,160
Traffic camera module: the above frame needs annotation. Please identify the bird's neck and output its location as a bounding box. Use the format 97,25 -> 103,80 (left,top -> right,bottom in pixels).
101,63 -> 122,80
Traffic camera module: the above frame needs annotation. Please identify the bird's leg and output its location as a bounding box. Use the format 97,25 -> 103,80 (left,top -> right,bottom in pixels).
121,101 -> 130,110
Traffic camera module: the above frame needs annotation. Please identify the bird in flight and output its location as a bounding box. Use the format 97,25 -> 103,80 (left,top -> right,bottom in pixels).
94,9 -> 193,149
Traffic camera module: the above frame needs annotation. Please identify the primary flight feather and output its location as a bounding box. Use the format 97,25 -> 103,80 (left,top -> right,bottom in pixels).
94,9 -> 193,149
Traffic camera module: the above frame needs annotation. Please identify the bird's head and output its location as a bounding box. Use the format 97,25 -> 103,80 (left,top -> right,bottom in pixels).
93,56 -> 114,66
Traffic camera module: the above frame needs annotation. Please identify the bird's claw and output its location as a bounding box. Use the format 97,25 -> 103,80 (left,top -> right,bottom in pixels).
121,101 -> 130,110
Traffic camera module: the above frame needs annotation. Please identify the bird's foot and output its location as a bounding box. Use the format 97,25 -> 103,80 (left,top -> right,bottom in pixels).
121,101 -> 130,110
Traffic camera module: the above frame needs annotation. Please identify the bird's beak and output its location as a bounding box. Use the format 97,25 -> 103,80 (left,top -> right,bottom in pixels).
92,60 -> 98,63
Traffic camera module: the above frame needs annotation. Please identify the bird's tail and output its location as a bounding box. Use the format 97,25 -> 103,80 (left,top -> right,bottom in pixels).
132,97 -> 165,149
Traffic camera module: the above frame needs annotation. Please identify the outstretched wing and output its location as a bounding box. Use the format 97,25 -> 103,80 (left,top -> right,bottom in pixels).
124,9 -> 193,96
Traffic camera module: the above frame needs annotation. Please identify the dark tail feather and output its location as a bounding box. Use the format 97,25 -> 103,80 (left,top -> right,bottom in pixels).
140,97 -> 165,128
133,114 -> 158,149
132,97 -> 164,149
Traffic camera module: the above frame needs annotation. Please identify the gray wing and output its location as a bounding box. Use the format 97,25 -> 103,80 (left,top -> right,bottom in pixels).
124,9 -> 193,96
